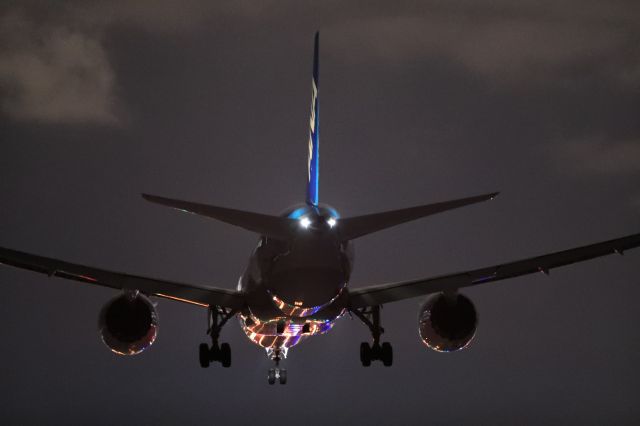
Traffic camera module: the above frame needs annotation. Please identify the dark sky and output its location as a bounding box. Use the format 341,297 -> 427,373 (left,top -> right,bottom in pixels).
1,1 -> 639,424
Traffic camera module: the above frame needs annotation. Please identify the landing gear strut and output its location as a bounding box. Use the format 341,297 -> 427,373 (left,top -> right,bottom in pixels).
199,306 -> 236,368
267,348 -> 287,385
352,305 -> 393,367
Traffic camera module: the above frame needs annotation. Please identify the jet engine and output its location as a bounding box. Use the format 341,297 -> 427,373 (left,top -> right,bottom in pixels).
418,293 -> 477,352
99,292 -> 158,355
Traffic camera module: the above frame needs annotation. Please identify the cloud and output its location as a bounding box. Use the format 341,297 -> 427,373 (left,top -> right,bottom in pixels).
1,0 -> 639,125
0,0 -> 244,125
326,1 -> 640,88
0,11 -> 118,125
551,138 -> 640,176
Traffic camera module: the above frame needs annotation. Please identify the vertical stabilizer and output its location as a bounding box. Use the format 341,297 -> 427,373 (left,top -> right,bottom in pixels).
306,32 -> 320,206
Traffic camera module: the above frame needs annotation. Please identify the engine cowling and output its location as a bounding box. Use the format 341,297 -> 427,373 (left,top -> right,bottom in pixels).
418,293 -> 477,352
99,293 -> 158,355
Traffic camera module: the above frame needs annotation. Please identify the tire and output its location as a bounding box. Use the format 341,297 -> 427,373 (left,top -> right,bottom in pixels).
360,342 -> 371,367
268,368 -> 276,385
199,343 -> 210,368
220,343 -> 232,368
381,342 -> 393,367
279,369 -> 287,385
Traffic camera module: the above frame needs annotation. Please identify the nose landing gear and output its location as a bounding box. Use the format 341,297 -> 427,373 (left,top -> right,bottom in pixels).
267,348 -> 288,385
267,367 -> 287,385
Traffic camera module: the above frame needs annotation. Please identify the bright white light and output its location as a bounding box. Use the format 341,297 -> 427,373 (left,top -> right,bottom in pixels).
300,217 -> 311,228
327,217 -> 337,228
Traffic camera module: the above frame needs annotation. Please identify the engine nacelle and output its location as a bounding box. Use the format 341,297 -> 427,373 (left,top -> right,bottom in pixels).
418,293 -> 477,352
99,293 -> 158,355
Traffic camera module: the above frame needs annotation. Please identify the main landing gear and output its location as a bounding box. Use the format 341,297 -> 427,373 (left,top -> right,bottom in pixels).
267,348 -> 287,385
199,342 -> 231,368
199,306 -> 236,368
352,305 -> 393,367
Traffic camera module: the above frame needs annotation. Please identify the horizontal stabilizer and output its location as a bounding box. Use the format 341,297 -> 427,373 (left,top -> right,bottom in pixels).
338,192 -> 499,241
142,194 -> 295,240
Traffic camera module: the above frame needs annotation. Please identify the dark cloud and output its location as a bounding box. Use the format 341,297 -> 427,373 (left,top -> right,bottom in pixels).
1,0 -> 638,124
0,10 -> 117,124
326,1 -> 640,88
0,0 -> 284,124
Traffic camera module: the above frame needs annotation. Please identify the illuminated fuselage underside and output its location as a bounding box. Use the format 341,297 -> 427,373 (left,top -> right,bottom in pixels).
237,204 -> 352,356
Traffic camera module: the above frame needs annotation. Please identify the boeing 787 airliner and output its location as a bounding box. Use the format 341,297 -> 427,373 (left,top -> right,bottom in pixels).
1,33 -> 638,385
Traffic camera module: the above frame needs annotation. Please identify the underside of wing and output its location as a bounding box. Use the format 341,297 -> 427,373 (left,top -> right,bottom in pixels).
0,247 -> 245,309
349,232 -> 640,308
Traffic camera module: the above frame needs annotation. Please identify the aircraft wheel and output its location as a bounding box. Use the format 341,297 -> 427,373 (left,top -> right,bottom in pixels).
220,343 -> 232,368
199,343 -> 210,368
268,368 -> 276,385
360,342 -> 371,367
381,342 -> 393,367
279,368 -> 287,385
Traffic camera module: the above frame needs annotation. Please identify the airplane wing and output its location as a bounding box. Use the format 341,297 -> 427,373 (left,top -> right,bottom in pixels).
0,247 -> 245,309
348,232 -> 640,308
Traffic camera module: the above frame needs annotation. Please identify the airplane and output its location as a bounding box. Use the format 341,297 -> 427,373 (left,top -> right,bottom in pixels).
1,32 -> 639,385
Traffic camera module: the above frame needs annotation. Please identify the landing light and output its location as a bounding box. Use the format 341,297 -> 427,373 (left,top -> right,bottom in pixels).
300,217 -> 311,228
327,217 -> 337,228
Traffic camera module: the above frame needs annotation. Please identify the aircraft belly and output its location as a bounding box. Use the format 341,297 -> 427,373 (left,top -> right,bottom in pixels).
238,313 -> 338,350
238,287 -> 347,351
236,234 -> 350,352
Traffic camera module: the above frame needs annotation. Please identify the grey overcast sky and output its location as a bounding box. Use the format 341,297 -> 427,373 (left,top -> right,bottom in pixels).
1,1 -> 639,424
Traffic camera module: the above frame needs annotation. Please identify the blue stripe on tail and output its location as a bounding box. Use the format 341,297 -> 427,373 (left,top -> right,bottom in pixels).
306,32 -> 320,206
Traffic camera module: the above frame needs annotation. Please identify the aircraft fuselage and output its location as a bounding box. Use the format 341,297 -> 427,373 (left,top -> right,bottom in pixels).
237,204 -> 350,356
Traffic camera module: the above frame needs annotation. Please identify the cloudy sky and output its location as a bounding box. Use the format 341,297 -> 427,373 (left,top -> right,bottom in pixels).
1,1 -> 639,424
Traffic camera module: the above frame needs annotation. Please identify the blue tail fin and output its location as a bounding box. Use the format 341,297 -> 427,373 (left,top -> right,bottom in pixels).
306,32 -> 320,206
